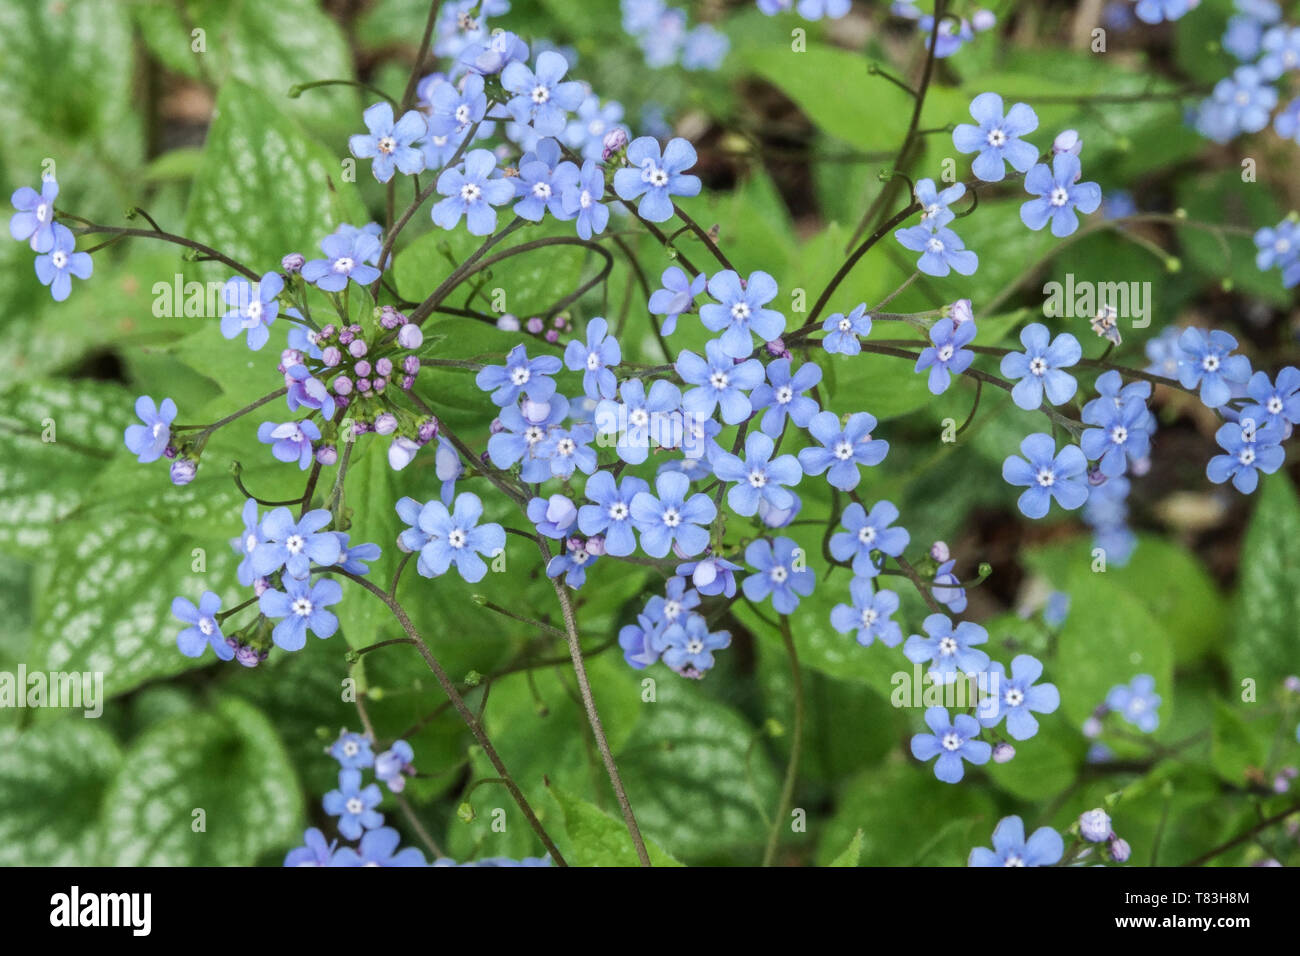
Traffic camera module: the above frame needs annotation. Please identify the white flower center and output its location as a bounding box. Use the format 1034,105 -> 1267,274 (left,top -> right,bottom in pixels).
629,408 -> 649,427
1110,425 -> 1128,445
1004,855 -> 1025,867
941,731 -> 962,751
461,182 -> 482,203
642,162 -> 669,187
585,352 -> 600,371
579,189 -> 593,209
199,616 -> 215,636
1004,687 -> 1025,707
937,344 -> 954,362
608,501 -> 629,521
532,182 -> 552,200
346,797 -> 364,815
663,600 -> 682,620
292,596 -> 313,617
770,565 -> 789,584
1036,467 -> 1056,488
857,525 -> 877,545
661,508 -> 681,528
747,468 -> 768,488
709,370 -> 730,390
447,528 -> 467,549
926,236 -> 946,254
1050,187 -> 1070,207
838,318 -> 853,333
510,366 -> 532,386
938,636 -> 958,656
557,437 -> 576,456
775,385 -> 793,405
1238,447 -> 1256,466
378,136 -> 396,154
244,533 -> 258,553
530,84 -> 550,105
686,637 -> 705,654
1029,357 -> 1047,376
343,741 -> 359,757
285,534 -> 305,555
1202,354 -> 1220,373
1267,396 -> 1283,414
36,202 -> 50,222
986,128 -> 1007,148
833,440 -> 854,461
860,607 -> 878,627
731,301 -> 751,322
52,249 -> 68,268
455,104 -> 471,125
525,425 -> 544,444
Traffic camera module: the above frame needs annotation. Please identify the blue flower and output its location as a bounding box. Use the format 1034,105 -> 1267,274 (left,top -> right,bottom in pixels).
435,436 -> 463,505
565,94 -> 626,161
904,614 -> 990,683
1176,327 -> 1253,408
257,419 -> 321,471
1275,96 -> 1300,143
1081,378 -> 1154,478
413,493 -> 505,582
34,223 -> 92,301
230,499 -> 264,587
331,827 -> 427,867
284,828 -> 337,867
429,72 -> 488,134
933,558 -> 967,614
648,266 -> 706,335
335,533 -> 382,575
1242,366 -> 1300,434
830,581 -> 902,647
432,149 -> 515,235
797,410 -> 889,491
699,270 -> 786,358
457,29 -> 528,76
259,575 -> 343,651
978,655 -> 1060,740
676,555 -> 742,598
915,178 -> 966,227
1258,24 -> 1300,78
593,378 -> 681,464
630,471 -> 716,557
301,230 -> 381,292
578,471 -> 648,556
562,159 -> 609,239
375,740 -> 416,792
1044,591 -> 1070,628
821,303 -> 872,356
487,396 -> 569,481
682,24 -> 730,70
742,536 -> 815,613
564,316 -> 621,399
220,272 -> 282,350
323,769 -> 384,840
1002,433 -> 1089,519
252,507 -> 340,579
676,338 -> 765,425
613,136 -> 702,222
1209,66 -> 1277,136
547,538 -> 598,588
654,613 -> 731,676
123,395 -> 176,463
1207,420 -> 1286,493
172,591 -> 233,661
911,706 -> 992,783
1000,323 -> 1082,409
501,50 -> 586,136
328,730 -> 375,769
952,92 -> 1039,182
749,358 -> 821,439
535,423 -> 597,478
895,223 -> 979,277
1020,154 -> 1102,238
968,816 -> 1063,867
794,0 -> 851,18
829,500 -> 910,577
9,175 -> 59,251
477,343 -> 564,406
1134,0 -> 1193,23
349,102 -> 427,183
513,142 -> 580,222
644,576 -> 701,630
528,494 -> 579,539
711,431 -> 802,517
619,616 -> 659,669
284,365 -> 336,421
1106,674 -> 1161,732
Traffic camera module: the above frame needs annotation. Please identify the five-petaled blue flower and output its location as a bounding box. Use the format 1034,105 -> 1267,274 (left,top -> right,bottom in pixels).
564,316 -> 621,399
220,272 -> 282,351
252,507 -> 341,579
797,410 -> 889,491
629,471 -> 717,558
330,827 -> 426,867
411,492 -> 505,582
613,136 -> 702,222
699,270 -> 786,358
1176,327 -> 1253,409
829,500 -> 910,576
742,536 -> 816,614
349,102 -> 427,183
594,378 -> 681,464
513,140 -> 580,221
579,471 -> 649,557
324,768 -> 384,840
501,50 -> 586,136
649,266 -> 707,335
821,303 -> 872,356
915,317 -> 977,395
895,223 -> 979,277
911,706 -> 992,783
329,730 -> 375,769
1020,154 -> 1103,238
676,337 -> 765,425
257,419 -> 321,471
1106,674 -> 1161,733
904,613 -> 991,683
1242,366 -> 1300,435
1000,323 -> 1081,410
477,343 -> 564,406
749,357 -> 821,439
34,223 -> 92,301
123,395 -> 176,463
711,431 -> 802,517
952,92 -> 1039,182
1207,420 -> 1286,494
562,160 -> 610,239
302,230 -> 382,292
978,655 -> 1060,740
172,591 -> 233,661
9,175 -> 59,251
915,178 -> 966,227
432,149 -> 516,236
830,581 -> 903,647
259,574 -> 343,651
968,816 -> 1063,867
1081,375 -> 1154,478
654,613 -> 731,676
1002,433 -> 1089,519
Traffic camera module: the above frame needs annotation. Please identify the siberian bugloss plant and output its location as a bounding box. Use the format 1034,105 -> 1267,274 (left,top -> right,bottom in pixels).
3,0 -> 1300,870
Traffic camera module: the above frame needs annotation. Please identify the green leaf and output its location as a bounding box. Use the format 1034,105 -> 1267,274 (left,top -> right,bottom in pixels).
549,784 -> 684,866
0,379 -> 133,558
133,0 -> 359,131
101,696 -> 301,865
184,80 -> 365,282
1210,700 -> 1266,787
1230,473 -> 1300,690
826,828 -> 863,867
0,719 -> 122,865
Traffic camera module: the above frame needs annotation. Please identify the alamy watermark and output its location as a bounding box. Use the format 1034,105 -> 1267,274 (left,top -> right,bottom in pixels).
1042,273 -> 1151,329
0,667 -> 104,718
